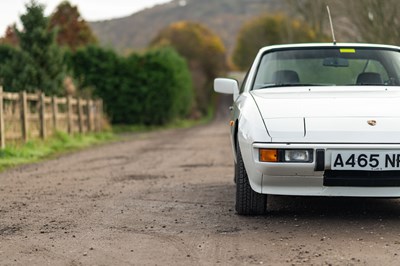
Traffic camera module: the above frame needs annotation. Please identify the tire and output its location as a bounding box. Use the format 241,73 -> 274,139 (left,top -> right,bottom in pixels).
233,161 -> 237,183
235,143 -> 267,215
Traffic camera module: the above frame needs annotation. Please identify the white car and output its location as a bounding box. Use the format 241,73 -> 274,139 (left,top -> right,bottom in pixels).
215,43 -> 400,215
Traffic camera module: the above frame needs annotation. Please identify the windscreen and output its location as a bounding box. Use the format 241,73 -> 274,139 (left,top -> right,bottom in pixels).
253,47 -> 400,90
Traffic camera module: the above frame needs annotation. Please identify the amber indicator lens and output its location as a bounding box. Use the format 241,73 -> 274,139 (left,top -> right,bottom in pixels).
259,149 -> 278,162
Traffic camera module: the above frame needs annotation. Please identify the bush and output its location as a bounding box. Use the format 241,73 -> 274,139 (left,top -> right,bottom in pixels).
233,14 -> 325,70
70,46 -> 193,125
150,21 -> 228,115
120,48 -> 193,125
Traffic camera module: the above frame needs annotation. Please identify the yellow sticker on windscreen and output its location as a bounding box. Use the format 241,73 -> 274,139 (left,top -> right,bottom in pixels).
340,48 -> 356,53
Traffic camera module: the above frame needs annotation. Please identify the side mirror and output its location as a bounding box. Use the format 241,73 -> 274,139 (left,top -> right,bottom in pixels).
214,78 -> 240,100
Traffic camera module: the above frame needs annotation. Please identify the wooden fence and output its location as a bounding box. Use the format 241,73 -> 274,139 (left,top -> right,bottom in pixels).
0,87 -> 104,148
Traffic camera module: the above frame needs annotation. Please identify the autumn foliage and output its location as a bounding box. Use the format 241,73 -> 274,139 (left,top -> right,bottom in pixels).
151,21 -> 228,115
50,1 -> 97,50
0,25 -> 19,46
233,14 -> 325,70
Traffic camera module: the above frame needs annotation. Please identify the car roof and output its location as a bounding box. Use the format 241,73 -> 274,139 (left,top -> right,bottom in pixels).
259,43 -> 400,53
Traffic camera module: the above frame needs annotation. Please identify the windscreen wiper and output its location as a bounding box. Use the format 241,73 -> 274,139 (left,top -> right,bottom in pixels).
348,83 -> 385,86
258,83 -> 328,89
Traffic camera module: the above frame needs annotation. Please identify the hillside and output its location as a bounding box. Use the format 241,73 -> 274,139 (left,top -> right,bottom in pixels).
89,0 -> 284,54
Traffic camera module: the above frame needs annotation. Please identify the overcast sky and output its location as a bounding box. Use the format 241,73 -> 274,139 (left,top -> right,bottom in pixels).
0,0 -> 172,34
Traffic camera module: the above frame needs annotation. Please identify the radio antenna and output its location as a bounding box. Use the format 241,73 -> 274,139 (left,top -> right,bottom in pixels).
326,5 -> 337,45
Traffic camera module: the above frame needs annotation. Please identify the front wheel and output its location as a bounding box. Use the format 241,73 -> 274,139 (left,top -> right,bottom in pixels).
235,143 -> 267,215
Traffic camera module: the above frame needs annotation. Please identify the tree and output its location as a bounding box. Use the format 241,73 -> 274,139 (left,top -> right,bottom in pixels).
7,0 -> 66,94
284,0 -> 400,44
151,21 -> 228,115
285,0 -> 330,40
232,14 -> 324,70
337,0 -> 400,44
1,50 -> 40,92
0,25 -> 19,46
50,1 -> 97,50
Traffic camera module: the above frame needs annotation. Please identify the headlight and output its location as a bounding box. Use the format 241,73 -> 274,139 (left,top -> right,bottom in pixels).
259,149 -> 313,163
284,150 -> 312,162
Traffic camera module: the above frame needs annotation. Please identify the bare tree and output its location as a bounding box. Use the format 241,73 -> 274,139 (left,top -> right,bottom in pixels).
287,0 -> 400,44
285,0 -> 332,39
339,0 -> 400,44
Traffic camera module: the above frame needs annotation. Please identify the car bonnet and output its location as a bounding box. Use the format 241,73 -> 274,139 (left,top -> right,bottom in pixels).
251,87 -> 400,143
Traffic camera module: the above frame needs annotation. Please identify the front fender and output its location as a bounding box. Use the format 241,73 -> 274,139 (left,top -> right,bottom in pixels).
236,93 -> 271,193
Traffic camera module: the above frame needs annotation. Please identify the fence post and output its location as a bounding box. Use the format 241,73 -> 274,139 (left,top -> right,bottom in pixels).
94,100 -> 100,132
51,96 -> 58,132
86,98 -> 92,132
99,99 -> 103,131
93,100 -> 97,132
20,91 -> 28,142
77,98 -> 84,133
67,95 -> 72,134
39,92 -> 46,139
0,87 -> 5,149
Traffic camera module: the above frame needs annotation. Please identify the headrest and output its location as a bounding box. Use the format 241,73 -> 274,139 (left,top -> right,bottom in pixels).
356,72 -> 383,85
272,70 -> 300,84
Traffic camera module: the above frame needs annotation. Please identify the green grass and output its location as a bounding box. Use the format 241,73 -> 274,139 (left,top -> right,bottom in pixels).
0,109 -> 215,172
0,131 -> 116,171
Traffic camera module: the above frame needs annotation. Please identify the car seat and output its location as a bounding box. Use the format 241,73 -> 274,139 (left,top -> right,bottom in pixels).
272,70 -> 300,84
356,72 -> 383,85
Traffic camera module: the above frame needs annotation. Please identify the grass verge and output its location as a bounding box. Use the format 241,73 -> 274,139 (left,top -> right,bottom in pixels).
0,108 -> 215,172
0,131 -> 116,171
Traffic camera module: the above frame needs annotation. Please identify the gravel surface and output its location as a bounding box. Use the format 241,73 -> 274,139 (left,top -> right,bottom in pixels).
1,101 -> 400,265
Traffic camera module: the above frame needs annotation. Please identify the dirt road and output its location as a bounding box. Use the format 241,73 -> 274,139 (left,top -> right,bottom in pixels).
1,103 -> 400,265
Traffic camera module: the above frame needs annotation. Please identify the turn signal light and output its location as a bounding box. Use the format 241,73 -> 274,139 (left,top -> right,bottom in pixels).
259,149 -> 278,162
259,148 -> 313,163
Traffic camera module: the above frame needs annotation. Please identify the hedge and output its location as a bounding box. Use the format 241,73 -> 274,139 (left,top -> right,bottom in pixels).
70,46 -> 193,125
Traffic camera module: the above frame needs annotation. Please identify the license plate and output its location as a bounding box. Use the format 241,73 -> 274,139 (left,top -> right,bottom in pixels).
331,151 -> 400,171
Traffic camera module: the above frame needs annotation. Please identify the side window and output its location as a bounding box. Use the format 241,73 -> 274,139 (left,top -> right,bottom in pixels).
364,60 -> 389,82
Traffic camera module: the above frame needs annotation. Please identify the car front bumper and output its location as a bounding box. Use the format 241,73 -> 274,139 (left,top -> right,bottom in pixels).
248,142 -> 400,197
